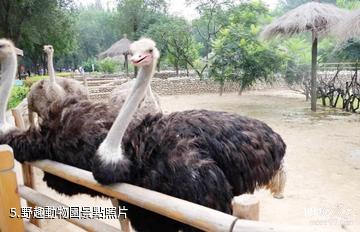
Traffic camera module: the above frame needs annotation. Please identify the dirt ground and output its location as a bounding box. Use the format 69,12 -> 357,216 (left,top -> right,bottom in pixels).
15,89 -> 360,231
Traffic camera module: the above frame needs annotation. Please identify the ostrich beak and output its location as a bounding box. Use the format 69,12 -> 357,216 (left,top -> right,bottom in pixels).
130,52 -> 152,65
15,47 -> 23,56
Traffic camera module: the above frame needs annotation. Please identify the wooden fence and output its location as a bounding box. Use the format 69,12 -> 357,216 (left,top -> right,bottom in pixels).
1,146 -> 335,232
318,62 -> 360,112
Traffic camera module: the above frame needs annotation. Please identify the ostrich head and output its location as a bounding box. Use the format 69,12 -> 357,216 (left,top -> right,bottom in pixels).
43,45 -> 54,55
130,38 -> 159,67
0,39 -> 15,60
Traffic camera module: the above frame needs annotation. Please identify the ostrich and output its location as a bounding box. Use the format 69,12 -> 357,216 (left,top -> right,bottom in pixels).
27,45 -> 87,125
0,39 -> 18,133
91,38 -> 286,231
0,38 -> 286,231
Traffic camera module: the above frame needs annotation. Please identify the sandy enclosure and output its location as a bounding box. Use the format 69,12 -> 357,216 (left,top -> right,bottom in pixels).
14,89 -> 360,231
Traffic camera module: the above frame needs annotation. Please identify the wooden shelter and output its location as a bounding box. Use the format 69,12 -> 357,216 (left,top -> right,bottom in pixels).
261,1 -> 347,112
333,8 -> 360,42
98,35 -> 132,76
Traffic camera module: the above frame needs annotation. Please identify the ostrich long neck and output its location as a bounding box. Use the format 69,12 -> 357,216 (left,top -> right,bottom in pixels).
0,53 -> 17,125
47,51 -> 56,84
104,62 -> 156,150
147,85 -> 159,109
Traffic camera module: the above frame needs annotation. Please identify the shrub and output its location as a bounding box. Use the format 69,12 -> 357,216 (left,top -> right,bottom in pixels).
57,72 -> 73,77
8,86 -> 29,109
82,58 -> 99,72
98,58 -> 120,74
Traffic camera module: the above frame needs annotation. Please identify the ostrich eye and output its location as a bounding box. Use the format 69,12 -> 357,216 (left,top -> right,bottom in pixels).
0,44 -> 4,48
148,49 -> 153,53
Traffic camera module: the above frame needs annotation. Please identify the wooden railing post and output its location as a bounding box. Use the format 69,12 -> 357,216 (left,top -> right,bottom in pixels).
11,109 -> 39,227
0,145 -> 24,232
232,194 -> 259,221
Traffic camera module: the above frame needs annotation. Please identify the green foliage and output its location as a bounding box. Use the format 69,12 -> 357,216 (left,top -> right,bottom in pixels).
57,72 -> 74,78
0,0 -> 78,71
116,0 -> 168,40
8,86 -> 29,109
210,2 -> 283,92
279,37 -> 310,85
74,5 -> 119,63
334,40 -> 360,61
190,0 -> 234,58
145,17 -> 202,77
82,58 -> 100,72
336,0 -> 360,9
98,58 -> 120,74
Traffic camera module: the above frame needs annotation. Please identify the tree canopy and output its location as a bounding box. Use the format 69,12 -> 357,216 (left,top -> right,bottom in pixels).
211,1 -> 283,94
2,0 -> 360,95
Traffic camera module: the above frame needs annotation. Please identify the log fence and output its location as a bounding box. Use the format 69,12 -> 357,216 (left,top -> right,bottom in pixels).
318,62 -> 360,112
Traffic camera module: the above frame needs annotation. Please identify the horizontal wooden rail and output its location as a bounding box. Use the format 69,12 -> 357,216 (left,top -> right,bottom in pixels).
29,160 -> 237,231
19,186 -> 119,232
28,160 -> 336,232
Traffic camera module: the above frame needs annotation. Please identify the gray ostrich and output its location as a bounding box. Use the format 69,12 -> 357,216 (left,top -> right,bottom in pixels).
27,45 -> 88,125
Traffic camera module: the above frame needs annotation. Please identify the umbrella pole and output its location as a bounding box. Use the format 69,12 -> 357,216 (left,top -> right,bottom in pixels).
125,53 -> 129,79
311,30 -> 318,112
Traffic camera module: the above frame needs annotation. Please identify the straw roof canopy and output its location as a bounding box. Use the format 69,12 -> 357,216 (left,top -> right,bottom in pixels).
333,9 -> 360,42
98,36 -> 132,59
261,2 -> 347,39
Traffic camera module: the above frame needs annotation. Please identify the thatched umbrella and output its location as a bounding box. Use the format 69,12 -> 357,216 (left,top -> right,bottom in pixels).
333,9 -> 360,42
261,1 -> 347,112
98,35 -> 132,75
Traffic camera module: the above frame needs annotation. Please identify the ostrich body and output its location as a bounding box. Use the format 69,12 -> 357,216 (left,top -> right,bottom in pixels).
27,45 -> 87,124
0,38 -> 286,232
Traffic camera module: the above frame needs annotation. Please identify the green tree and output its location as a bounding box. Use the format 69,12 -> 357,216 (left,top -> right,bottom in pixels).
98,57 -> 120,74
0,0 -> 77,73
74,5 -> 120,63
116,0 -> 167,40
146,17 -> 202,77
189,0 -> 234,66
211,1 -> 283,95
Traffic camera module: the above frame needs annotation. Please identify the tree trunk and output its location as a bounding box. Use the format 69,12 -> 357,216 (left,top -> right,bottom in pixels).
175,62 -> 179,76
311,31 -> 318,112
305,88 -> 310,101
186,65 -> 189,77
219,82 -> 224,96
124,54 -> 129,77
157,60 -> 160,72
238,84 -> 244,95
